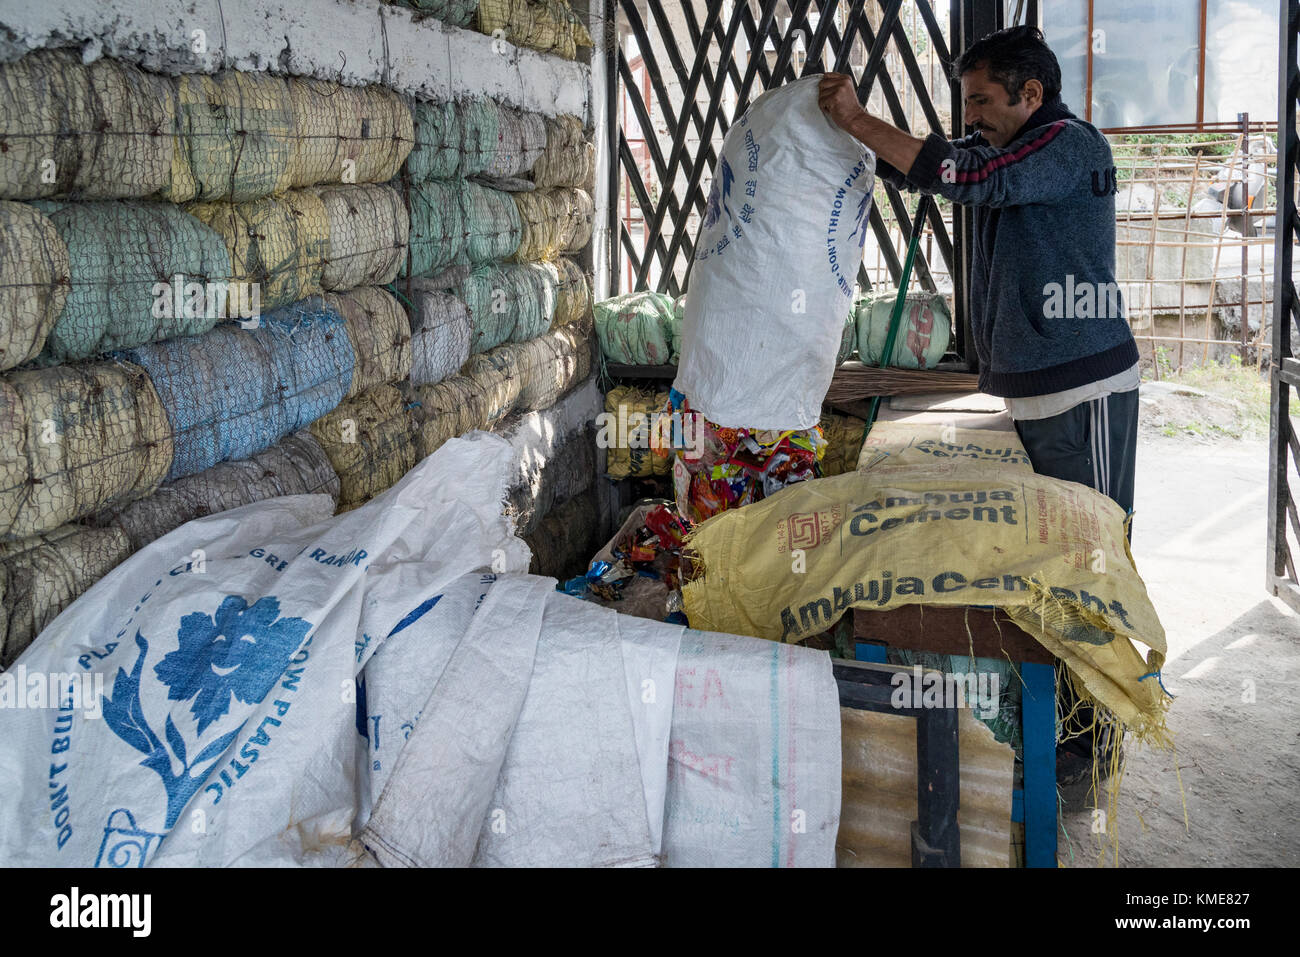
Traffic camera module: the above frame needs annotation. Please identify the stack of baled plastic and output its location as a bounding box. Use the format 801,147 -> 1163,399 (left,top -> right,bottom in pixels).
476,0 -> 594,60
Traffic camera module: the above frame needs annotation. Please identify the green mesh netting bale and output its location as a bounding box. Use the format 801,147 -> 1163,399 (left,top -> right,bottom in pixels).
325,286 -> 412,398
457,99 -> 503,180
523,488 -> 598,578
0,50 -> 174,201
478,0 -> 594,61
30,200 -> 232,363
408,281 -> 472,385
404,178 -> 468,278
0,360 -> 174,540
510,325 -> 588,411
512,186 -> 593,261
461,182 -> 523,265
309,383 -> 418,509
165,70 -> 297,204
313,183 -> 409,290
0,523 -> 134,668
505,425 -> 594,537
188,190 -> 330,310
407,99 -> 463,182
388,0 -> 478,28
454,262 -> 556,354
95,430 -> 339,552
462,349 -> 523,427
533,114 -> 593,188
837,310 -> 857,364
120,298 -> 355,482
0,201 -> 69,370
484,106 -> 547,179
290,80 -> 413,189
594,290 -> 675,365
552,257 -> 591,332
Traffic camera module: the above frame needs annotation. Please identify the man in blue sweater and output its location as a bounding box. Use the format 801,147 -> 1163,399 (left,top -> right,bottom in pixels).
819,26 -> 1138,784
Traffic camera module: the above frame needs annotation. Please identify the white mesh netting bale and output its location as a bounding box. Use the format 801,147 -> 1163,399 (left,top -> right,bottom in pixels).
326,286 -> 412,398
404,179 -> 468,278
309,384 -> 419,509
463,349 -> 524,428
290,80 -> 413,189
408,281 -> 473,386
119,298 -> 355,482
188,190 -> 330,310
461,182 -> 523,265
0,523 -> 134,669
484,105 -> 547,179
406,350 -> 520,457
512,186 -> 594,261
0,201 -> 69,371
0,50 -> 174,201
33,199 -> 233,362
165,70 -> 298,203
0,360 -> 174,540
95,430 -> 340,552
313,183 -> 409,291
455,262 -> 557,354
477,0 -> 594,62
533,114 -> 594,188
552,257 -> 590,331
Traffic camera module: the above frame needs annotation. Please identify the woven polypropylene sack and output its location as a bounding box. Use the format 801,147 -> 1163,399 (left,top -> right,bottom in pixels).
594,291 -> 674,365
523,489 -> 598,578
165,71 -> 297,203
455,263 -> 555,354
838,311 -> 857,364
553,257 -> 590,331
120,298 -> 355,482
189,190 -> 330,310
390,0 -> 478,28
313,184 -> 409,290
32,200 -> 232,362
463,350 -> 523,427
0,524 -> 133,668
0,201 -> 69,370
309,384 -> 418,508
461,182 -> 523,265
96,431 -> 339,552
290,80 -> 413,189
484,106 -> 547,179
404,179 -> 468,278
0,360 -> 173,540
477,0 -> 594,61
408,281 -> 472,385
505,425 -> 594,537
533,114 -> 593,188
408,100 -> 463,182
603,385 -> 670,479
0,50 -> 174,200
326,287 -> 412,397
855,289 -> 952,369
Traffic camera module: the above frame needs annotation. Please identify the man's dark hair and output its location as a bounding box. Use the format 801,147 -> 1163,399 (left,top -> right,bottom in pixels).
953,25 -> 1062,105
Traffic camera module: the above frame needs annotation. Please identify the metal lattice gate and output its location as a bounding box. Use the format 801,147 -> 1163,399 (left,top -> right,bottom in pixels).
1268,0 -> 1300,611
605,0 -> 1036,366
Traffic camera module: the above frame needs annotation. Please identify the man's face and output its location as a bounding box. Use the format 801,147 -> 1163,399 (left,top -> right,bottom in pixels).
961,64 -> 1041,148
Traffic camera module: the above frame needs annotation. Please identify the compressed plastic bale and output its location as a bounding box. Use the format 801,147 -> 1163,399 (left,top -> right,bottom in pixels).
189,190 -> 330,310
0,524 -> 134,668
458,99 -> 503,180
326,287 -> 412,397
454,263 -> 555,354
407,99 -> 463,182
603,385 -> 670,479
404,179 -> 468,278
408,374 -> 477,456
390,0 -> 479,28
553,257 -> 590,331
119,297 -> 355,482
463,349 -> 523,427
855,289 -> 952,369
594,290 -> 675,365
484,106 -> 547,179
817,411 -> 867,477
523,489 -> 598,579
408,281 -> 472,386
31,200 -> 232,363
165,70 -> 297,203
95,431 -> 339,552
477,0 -> 594,61
309,384 -> 418,508
512,186 -> 592,261
533,114 -> 593,188
313,183 -> 409,290
0,201 -> 69,370
290,80 -> 413,189
461,182 -> 523,265
838,311 -> 857,363
0,50 -> 174,201
0,360 -> 173,540
511,326 -> 587,411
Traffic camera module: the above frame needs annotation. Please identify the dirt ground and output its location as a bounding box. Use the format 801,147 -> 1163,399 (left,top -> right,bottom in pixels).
1057,404 -> 1300,867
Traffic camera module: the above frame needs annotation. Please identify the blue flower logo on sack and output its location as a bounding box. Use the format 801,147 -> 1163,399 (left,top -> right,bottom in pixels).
100,595 -> 312,860
850,192 -> 871,249
703,156 -> 736,230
